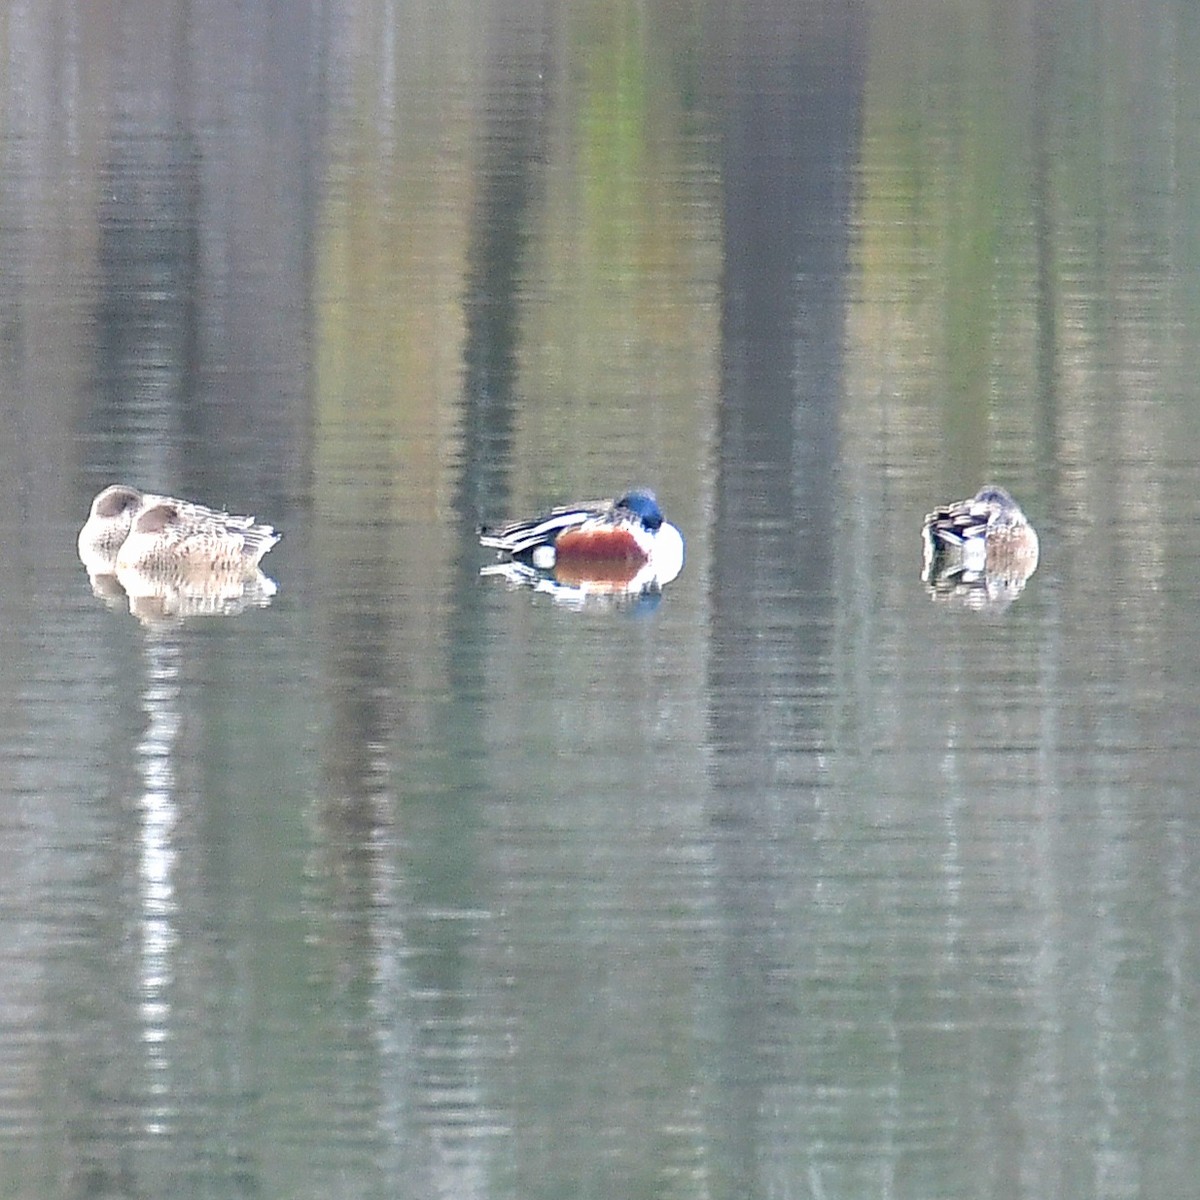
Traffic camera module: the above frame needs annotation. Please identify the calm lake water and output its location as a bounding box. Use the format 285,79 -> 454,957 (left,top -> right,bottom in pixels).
2,1 -> 1198,1197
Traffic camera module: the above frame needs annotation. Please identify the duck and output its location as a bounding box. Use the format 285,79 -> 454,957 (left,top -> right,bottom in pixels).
922,484 -> 1039,592
478,488 -> 684,590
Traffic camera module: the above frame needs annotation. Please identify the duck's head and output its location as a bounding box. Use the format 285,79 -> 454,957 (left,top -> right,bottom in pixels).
973,484 -> 1018,510
90,483 -> 144,521
132,501 -> 181,535
617,488 -> 664,532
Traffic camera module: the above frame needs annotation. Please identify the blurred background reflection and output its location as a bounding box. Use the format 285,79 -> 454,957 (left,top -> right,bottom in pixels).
1,0 -> 1198,1196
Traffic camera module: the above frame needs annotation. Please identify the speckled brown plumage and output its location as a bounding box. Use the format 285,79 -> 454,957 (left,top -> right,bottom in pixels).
115,499 -> 279,580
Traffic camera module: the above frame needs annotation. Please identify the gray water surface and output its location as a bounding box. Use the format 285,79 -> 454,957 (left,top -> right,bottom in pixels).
1,2 -> 1198,1197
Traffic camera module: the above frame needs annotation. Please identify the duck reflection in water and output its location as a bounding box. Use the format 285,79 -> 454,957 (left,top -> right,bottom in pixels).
478,488 -> 684,607
78,483 -> 280,624
922,484 -> 1039,613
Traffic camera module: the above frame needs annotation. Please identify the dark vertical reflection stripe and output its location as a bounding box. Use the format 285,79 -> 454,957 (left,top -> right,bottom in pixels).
707,0 -> 866,1190
456,5 -> 555,531
451,6 -> 556,692
84,0 -> 321,508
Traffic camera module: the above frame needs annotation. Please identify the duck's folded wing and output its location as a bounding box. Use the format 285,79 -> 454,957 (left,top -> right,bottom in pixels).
479,500 -> 612,554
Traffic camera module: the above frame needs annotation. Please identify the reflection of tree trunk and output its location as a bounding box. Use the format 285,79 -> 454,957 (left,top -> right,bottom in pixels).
457,7 -> 556,530
452,3 -> 556,668
93,128 -> 200,485
706,0 -> 866,1190
712,1 -> 864,640
1031,0 -> 1059,477
87,0 -> 318,504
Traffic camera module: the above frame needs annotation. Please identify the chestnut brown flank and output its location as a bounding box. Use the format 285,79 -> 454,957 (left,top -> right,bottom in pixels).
554,560 -> 644,587
554,527 -> 647,565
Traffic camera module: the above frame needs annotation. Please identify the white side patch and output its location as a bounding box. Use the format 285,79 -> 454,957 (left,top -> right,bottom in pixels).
651,524 -> 685,585
961,534 -> 987,574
